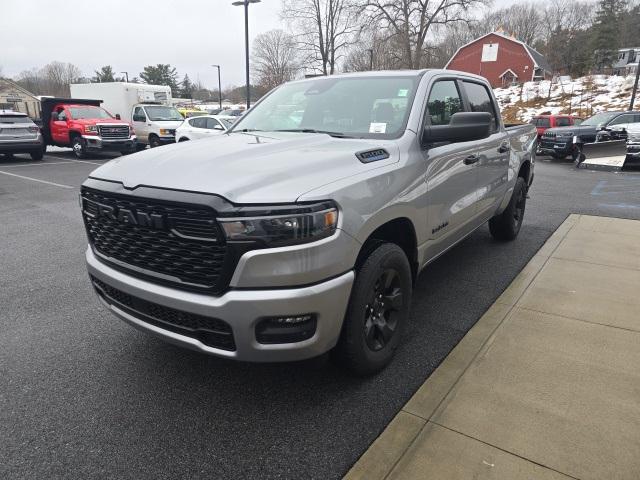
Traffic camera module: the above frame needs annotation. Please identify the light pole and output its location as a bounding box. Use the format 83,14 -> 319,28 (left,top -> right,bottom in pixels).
212,65 -> 222,110
120,71 -> 129,83
232,0 -> 260,110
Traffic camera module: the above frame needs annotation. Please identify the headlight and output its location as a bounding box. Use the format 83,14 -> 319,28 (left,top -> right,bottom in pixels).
217,201 -> 338,247
85,125 -> 98,134
159,129 -> 173,136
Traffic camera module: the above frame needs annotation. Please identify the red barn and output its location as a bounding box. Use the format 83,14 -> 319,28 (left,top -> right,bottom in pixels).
445,31 -> 553,88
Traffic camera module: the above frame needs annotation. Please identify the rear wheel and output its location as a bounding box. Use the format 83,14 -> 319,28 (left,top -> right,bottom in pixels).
30,148 -> 44,161
71,136 -> 86,159
489,177 -> 527,241
334,243 -> 412,375
178,137 -> 189,142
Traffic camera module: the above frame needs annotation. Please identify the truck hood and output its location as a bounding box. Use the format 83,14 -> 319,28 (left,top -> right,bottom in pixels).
73,118 -> 130,127
88,131 -> 400,203
544,125 -> 596,136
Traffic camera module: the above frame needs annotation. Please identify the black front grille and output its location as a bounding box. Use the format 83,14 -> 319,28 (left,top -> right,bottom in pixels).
81,188 -> 233,293
99,125 -> 130,139
543,132 -> 556,140
92,276 -> 235,351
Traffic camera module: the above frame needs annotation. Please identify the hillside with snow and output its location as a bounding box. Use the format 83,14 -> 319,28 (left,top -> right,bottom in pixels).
493,75 -> 638,123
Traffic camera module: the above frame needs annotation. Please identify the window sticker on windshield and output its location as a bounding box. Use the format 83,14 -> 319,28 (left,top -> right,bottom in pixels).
397,89 -> 409,97
369,122 -> 387,133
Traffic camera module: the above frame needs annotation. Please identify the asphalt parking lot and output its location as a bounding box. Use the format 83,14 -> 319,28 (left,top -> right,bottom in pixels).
2,149 -> 640,480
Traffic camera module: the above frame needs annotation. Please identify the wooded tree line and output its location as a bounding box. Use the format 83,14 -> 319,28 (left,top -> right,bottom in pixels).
253,0 -> 640,88
5,0 -> 638,101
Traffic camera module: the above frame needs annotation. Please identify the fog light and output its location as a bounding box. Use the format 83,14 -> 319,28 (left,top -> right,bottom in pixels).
255,314 -> 317,344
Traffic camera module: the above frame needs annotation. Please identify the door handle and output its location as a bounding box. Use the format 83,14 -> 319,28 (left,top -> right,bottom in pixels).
498,143 -> 510,153
463,155 -> 479,165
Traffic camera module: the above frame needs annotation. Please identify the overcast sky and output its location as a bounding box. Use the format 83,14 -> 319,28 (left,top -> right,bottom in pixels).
1,0 -> 512,89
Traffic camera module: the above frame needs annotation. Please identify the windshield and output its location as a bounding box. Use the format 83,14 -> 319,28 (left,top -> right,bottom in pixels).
219,118 -> 235,128
69,106 -> 113,120
145,106 -> 184,121
581,112 -> 619,126
231,76 -> 419,139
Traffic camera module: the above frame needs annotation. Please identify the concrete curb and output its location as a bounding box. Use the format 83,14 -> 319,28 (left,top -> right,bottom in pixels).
344,214 -> 581,480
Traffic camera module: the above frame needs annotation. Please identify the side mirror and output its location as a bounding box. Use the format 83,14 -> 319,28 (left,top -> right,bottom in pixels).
115,114 -> 121,120
423,112 -> 493,145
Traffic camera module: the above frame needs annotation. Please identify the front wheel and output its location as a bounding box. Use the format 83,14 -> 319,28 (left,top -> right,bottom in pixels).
489,177 -> 527,241
71,136 -> 86,159
149,135 -> 161,148
334,243 -> 412,375
30,148 -> 44,161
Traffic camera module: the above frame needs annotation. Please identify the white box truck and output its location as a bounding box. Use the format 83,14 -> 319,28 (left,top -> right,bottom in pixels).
70,83 -> 185,148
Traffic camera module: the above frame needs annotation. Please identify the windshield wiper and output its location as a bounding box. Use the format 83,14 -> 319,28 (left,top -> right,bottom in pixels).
275,128 -> 353,138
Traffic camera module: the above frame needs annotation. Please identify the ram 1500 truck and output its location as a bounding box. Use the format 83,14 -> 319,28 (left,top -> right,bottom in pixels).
81,70 -> 536,374
41,98 -> 136,158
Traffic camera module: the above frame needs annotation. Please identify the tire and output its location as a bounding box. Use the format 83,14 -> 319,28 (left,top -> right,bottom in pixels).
178,137 -> 189,142
135,143 -> 146,152
334,243 -> 412,375
71,136 -> 86,159
149,135 -> 161,148
30,148 -> 44,161
489,177 -> 527,241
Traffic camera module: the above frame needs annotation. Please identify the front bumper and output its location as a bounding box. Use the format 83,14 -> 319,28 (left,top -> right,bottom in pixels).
86,247 -> 354,362
82,135 -> 137,152
627,144 -> 640,157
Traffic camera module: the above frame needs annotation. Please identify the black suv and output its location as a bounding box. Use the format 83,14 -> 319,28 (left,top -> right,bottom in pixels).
540,111 -> 640,159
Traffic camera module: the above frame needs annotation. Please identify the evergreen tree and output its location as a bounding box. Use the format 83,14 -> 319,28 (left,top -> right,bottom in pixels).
181,74 -> 194,99
139,64 -> 180,95
591,0 -> 627,72
93,65 -> 116,83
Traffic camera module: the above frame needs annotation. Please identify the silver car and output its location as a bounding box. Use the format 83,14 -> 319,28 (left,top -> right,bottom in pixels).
0,111 -> 44,160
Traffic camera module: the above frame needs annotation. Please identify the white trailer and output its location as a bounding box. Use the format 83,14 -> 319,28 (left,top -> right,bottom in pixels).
70,83 -> 184,147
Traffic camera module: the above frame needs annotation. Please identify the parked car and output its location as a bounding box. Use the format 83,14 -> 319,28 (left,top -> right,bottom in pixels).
40,98 -> 136,159
206,108 -> 223,115
70,83 -> 184,148
81,70 -> 536,374
175,115 -> 229,142
540,111 -> 640,159
220,108 -> 244,117
0,110 -> 44,160
626,124 -> 640,166
178,108 -> 207,118
530,114 -> 582,139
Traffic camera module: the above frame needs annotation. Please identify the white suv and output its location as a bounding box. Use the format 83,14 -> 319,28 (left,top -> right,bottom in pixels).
175,115 -> 231,142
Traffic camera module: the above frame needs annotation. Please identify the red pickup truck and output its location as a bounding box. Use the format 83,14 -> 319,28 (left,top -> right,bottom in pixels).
41,98 -> 136,158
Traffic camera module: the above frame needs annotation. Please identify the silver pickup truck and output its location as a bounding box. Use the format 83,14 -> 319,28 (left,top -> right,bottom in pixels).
81,70 -> 536,374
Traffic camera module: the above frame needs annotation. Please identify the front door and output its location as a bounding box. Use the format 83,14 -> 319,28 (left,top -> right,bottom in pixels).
132,106 -> 149,143
423,79 -> 480,243
461,80 -> 510,217
50,107 -> 69,144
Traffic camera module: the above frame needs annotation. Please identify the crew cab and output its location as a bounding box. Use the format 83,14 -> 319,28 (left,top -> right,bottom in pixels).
540,111 -> 640,159
81,70 -> 536,374
40,98 -> 136,159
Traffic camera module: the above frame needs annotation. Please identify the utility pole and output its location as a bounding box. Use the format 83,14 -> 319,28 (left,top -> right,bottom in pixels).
232,0 -> 260,110
630,64 -> 640,110
212,65 -> 222,110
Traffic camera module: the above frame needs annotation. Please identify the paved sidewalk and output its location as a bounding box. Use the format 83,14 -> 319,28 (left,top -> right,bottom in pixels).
346,215 -> 640,480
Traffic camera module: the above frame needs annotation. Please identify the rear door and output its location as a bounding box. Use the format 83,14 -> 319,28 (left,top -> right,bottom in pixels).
460,80 -> 510,217
423,79 -> 480,241
189,117 -> 207,139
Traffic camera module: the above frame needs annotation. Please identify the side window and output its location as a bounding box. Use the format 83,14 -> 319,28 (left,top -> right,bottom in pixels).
190,117 -> 206,128
206,118 -> 223,130
555,117 -> 570,127
57,109 -> 67,121
463,81 -> 498,132
426,80 -> 463,126
609,114 -> 633,126
133,107 -> 146,122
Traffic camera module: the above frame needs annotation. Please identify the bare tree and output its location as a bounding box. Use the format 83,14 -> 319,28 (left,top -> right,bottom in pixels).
252,29 -> 299,90
282,0 -> 359,75
360,0 -> 489,69
484,3 -> 543,45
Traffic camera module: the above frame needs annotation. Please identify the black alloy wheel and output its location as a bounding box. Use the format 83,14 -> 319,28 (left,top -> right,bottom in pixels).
364,268 -> 403,352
